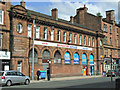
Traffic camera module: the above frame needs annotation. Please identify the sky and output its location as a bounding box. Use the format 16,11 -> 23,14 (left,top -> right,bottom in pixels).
11,0 -> 120,23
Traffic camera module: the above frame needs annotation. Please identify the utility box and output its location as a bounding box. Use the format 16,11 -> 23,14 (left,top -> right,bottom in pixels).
40,71 -> 46,79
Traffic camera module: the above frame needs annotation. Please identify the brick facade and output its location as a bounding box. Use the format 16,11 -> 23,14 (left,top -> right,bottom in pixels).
0,0 -> 11,71
1,1 -> 120,78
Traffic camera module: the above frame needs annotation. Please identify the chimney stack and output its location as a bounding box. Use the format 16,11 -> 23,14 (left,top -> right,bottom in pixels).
20,0 -> 25,8
106,10 -> 115,22
51,8 -> 58,20
70,16 -> 74,23
76,4 -> 88,14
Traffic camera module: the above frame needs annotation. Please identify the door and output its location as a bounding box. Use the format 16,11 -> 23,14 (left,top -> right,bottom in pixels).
17,61 -> 22,72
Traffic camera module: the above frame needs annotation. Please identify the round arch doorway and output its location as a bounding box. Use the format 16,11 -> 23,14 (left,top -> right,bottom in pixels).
42,50 -> 50,71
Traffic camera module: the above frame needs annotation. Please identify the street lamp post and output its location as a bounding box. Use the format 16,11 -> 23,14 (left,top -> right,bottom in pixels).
32,19 -> 35,80
110,50 -> 113,82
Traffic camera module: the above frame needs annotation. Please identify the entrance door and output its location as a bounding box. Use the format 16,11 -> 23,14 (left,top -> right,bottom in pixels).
17,61 -> 22,72
42,50 -> 50,71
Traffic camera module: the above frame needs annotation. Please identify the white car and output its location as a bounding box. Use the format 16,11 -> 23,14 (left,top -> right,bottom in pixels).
0,70 -> 30,86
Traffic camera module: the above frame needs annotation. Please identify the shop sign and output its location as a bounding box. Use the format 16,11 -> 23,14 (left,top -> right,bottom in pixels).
74,53 -> 79,64
64,52 -> 71,64
89,55 -> 94,65
35,41 -> 92,51
82,54 -> 87,65
0,51 -> 10,60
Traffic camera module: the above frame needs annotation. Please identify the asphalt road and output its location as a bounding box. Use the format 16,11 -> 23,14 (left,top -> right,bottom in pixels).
2,77 -> 118,89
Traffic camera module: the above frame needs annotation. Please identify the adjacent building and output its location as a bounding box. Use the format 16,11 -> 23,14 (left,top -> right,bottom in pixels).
1,0 -> 120,78
0,0 -> 11,71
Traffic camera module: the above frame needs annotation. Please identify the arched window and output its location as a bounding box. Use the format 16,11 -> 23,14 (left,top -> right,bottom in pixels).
54,51 -> 61,63
89,54 -> 94,65
28,49 -> 38,63
64,52 -> 71,64
82,53 -> 87,65
74,53 -> 79,64
42,50 -> 50,63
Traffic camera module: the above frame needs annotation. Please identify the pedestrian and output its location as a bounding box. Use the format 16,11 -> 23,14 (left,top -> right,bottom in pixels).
47,67 -> 50,81
36,69 -> 40,80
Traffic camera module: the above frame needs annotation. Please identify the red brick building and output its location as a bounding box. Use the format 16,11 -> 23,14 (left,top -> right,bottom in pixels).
0,0 -> 11,71
1,0 -> 120,78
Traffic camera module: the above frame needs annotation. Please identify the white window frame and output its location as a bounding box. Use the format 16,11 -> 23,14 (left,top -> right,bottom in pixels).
84,36 -> 86,45
44,27 -> 47,39
0,10 -> 4,25
51,29 -> 54,41
17,23 -> 23,33
74,34 -> 77,44
92,37 -> 94,47
88,37 -> 90,46
28,24 -> 32,37
36,26 -> 40,39
79,35 -> 82,45
69,33 -> 72,43
63,32 -> 66,42
0,33 -> 2,48
57,30 -> 60,42
100,40 -> 102,46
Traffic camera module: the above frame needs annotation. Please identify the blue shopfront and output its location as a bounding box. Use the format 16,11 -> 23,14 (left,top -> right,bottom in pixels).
82,54 -> 87,76
64,52 -> 71,64
89,55 -> 94,75
74,53 -> 79,64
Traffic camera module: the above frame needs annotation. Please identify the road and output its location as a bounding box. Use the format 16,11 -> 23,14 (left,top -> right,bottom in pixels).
2,77 -> 118,89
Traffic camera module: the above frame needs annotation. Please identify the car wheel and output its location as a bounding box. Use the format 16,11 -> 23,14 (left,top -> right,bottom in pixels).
24,79 -> 30,85
6,80 -> 12,86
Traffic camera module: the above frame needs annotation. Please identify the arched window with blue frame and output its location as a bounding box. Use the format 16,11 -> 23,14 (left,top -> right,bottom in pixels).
82,53 -> 87,65
64,52 -> 71,64
89,54 -> 94,65
74,53 -> 79,64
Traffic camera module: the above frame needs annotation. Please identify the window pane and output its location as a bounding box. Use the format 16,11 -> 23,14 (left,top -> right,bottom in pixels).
92,37 -> 94,47
44,27 -> 47,39
57,30 -> 60,41
36,26 -> 40,38
51,29 -> 54,40
64,32 -> 66,42
79,35 -> 81,45
0,10 -> 2,24
69,33 -> 72,43
74,34 -> 77,44
0,33 -> 2,48
28,24 -> 32,37
84,36 -> 86,45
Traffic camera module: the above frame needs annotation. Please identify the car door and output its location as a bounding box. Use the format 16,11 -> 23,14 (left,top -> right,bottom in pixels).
16,72 -> 26,83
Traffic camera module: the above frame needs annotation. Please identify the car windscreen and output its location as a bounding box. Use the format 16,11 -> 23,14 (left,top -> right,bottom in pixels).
0,72 -> 4,76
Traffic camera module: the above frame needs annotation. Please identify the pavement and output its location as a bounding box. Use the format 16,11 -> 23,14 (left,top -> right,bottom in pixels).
30,75 -> 103,83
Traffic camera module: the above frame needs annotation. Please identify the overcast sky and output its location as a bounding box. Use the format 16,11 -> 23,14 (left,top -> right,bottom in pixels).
11,0 -> 120,23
